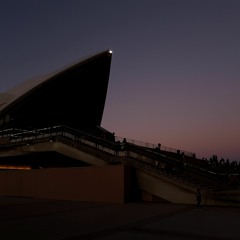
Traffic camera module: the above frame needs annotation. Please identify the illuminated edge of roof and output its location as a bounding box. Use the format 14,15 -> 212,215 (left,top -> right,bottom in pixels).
0,49 -> 112,113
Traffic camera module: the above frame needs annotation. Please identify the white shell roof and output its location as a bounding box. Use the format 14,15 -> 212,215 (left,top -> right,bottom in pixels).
0,74 -> 51,111
0,73 -> 57,112
0,50 -> 111,113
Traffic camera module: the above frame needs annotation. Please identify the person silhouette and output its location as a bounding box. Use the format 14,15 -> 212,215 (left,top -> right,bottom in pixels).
196,188 -> 202,210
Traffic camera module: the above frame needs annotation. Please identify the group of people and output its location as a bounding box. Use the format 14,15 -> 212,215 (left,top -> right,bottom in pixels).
202,155 -> 240,173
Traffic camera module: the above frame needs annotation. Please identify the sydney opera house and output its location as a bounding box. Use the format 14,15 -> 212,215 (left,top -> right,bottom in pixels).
0,50 -> 239,205
0,50 -> 112,136
0,50 -> 115,168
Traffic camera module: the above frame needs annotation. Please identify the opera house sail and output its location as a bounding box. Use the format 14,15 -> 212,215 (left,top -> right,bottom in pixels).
0,50 -> 112,135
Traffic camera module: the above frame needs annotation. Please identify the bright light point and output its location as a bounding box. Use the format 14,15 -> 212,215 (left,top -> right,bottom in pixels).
108,50 -> 113,54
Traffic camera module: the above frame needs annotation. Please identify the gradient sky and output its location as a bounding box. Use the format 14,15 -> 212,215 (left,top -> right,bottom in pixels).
0,0 -> 239,161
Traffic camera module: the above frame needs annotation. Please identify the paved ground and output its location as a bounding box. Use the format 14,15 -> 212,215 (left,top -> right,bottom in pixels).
0,197 -> 240,240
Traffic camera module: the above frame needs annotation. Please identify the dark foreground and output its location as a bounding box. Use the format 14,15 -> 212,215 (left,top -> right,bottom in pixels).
0,197 -> 239,240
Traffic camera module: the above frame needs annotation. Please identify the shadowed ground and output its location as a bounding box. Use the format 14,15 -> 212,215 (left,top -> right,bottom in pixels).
0,197 -> 239,240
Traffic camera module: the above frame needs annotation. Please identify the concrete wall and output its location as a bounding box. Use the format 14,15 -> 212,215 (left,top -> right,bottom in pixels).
0,165 -> 125,203
137,170 -> 196,204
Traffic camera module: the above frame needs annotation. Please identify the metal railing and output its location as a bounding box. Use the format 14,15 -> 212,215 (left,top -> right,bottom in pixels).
0,126 -> 130,165
115,136 -> 195,157
0,125 -> 239,190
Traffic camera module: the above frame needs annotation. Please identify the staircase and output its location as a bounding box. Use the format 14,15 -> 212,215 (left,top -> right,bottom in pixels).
0,125 -> 239,205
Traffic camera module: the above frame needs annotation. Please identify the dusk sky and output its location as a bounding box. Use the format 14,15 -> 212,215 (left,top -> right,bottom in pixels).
0,0 -> 240,161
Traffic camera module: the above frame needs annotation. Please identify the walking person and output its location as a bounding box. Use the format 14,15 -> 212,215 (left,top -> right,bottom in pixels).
196,188 -> 202,210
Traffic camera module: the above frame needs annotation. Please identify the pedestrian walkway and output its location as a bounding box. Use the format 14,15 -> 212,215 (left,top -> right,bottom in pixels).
0,197 -> 239,240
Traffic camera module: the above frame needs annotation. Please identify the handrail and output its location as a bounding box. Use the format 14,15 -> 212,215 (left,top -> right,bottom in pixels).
0,126 -> 236,172
115,136 -> 195,157
1,127 -> 122,163
0,125 -> 239,190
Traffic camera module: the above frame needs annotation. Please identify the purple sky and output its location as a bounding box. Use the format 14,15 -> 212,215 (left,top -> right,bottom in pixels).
0,0 -> 240,161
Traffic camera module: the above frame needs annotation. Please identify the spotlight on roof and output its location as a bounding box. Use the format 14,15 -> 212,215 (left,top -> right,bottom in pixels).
108,50 -> 113,54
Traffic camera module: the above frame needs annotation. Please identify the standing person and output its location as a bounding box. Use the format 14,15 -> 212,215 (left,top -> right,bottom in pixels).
180,152 -> 186,176
196,188 -> 202,210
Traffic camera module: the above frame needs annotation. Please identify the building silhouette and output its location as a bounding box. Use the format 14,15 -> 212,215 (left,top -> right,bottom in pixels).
0,50 -> 239,205
0,50 -> 112,135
